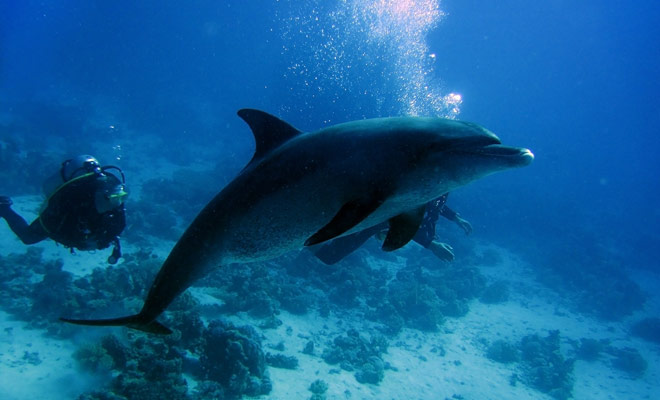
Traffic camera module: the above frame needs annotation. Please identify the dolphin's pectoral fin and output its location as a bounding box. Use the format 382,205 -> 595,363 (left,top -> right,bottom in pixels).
238,109 -> 303,166
382,206 -> 426,251
305,196 -> 385,246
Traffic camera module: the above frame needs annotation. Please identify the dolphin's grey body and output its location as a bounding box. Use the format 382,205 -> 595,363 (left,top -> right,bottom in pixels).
62,109 -> 533,334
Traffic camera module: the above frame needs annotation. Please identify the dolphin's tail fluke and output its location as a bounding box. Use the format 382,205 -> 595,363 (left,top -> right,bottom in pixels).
60,314 -> 172,335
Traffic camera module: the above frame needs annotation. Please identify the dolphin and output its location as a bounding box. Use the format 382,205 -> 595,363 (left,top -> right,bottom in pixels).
61,109 -> 533,334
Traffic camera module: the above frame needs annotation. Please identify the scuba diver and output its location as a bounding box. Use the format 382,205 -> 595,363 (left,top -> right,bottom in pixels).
313,193 -> 472,265
0,155 -> 128,264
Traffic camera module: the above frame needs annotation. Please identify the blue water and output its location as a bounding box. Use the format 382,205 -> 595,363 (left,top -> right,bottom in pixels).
1,0 -> 659,399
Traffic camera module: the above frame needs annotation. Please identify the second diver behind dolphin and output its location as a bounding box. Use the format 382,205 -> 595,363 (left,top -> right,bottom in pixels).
62,109 -> 534,334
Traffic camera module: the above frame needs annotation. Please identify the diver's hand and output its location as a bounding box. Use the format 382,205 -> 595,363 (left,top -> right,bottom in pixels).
428,241 -> 454,262
455,216 -> 473,235
0,196 -> 12,207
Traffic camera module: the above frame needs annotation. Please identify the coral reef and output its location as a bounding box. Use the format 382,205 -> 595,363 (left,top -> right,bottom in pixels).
425,264 -> 486,318
518,330 -> 574,400
75,335 -> 189,400
0,248 -> 47,316
74,318 -> 273,399
534,234 -> 646,321
373,263 -> 485,333
74,342 -> 115,373
199,320 -> 272,397
303,340 -> 315,355
355,356 -> 385,384
308,379 -> 328,400
309,378 -> 328,394
208,262 -> 318,319
0,246 -> 277,398
383,270 -> 444,332
322,329 -> 389,384
22,351 -> 42,365
631,317 -> 660,344
77,392 -> 127,400
486,339 -> 519,364
129,168 -> 221,243
0,247 -> 165,338
608,347 -> 647,379
266,352 -> 299,369
201,244 -> 486,338
125,201 -> 181,243
0,132 -> 59,195
27,257 -> 79,336
577,278 -> 645,321
125,167 -> 228,244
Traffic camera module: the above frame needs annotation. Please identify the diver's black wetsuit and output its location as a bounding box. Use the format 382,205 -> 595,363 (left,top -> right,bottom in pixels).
0,173 -> 125,254
314,193 -> 458,265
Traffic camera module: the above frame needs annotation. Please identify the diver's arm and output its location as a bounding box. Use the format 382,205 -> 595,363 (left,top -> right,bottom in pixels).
440,205 -> 472,235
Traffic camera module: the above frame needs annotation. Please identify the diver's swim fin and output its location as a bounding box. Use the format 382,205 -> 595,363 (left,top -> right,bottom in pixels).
60,314 -> 172,335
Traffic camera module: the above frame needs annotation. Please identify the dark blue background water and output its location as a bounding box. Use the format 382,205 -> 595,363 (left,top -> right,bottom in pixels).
434,0 -> 660,253
1,0 -> 658,271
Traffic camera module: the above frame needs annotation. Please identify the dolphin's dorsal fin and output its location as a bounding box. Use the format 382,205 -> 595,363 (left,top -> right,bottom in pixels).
304,194 -> 386,246
382,206 -> 426,251
237,109 -> 302,164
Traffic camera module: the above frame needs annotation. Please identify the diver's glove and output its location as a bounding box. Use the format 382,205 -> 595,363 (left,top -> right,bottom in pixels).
454,215 -> 473,235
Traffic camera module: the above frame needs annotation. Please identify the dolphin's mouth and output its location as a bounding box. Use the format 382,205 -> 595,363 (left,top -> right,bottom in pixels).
451,140 -> 534,167
476,144 -> 535,165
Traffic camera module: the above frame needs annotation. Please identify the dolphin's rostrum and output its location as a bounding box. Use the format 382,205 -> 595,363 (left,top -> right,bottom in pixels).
61,109 -> 534,334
